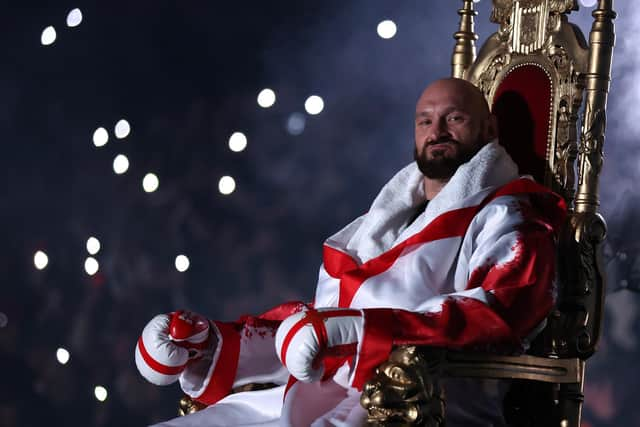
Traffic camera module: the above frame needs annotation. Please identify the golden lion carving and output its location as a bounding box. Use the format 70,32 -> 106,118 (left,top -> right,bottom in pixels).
360,346 -> 445,426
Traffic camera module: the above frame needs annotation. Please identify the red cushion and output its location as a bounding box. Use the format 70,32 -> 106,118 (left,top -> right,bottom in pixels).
492,65 -> 552,183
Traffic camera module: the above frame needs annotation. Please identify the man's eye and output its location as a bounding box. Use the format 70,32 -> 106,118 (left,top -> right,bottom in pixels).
448,115 -> 464,122
418,120 -> 431,126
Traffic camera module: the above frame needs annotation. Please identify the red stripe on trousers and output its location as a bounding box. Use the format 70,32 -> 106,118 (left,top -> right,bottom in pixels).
137,336 -> 187,375
195,321 -> 241,405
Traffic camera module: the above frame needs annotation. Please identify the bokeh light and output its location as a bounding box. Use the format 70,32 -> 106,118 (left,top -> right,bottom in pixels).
56,348 -> 70,365
34,250 -> 49,270
113,154 -> 129,174
93,127 -> 109,147
41,26 -> 57,46
114,119 -> 131,139
579,0 -> 597,6
86,237 -> 101,255
0,312 -> 7,328
257,88 -> 276,108
94,386 -> 108,402
218,176 -> 236,195
175,255 -> 190,272
142,173 -> 159,193
66,8 -> 83,27
304,95 -> 324,115
84,257 -> 99,276
286,113 -> 306,135
228,132 -> 247,152
376,20 -> 397,39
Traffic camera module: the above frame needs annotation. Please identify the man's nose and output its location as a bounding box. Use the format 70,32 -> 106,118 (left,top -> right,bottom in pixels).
427,118 -> 450,142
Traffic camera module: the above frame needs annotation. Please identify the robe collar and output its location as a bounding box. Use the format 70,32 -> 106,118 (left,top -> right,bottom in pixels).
326,140 -> 519,264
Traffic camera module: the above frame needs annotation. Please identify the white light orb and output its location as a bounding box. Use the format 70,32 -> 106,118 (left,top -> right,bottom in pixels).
113,154 -> 129,174
86,237 -> 101,255
228,132 -> 247,152
218,176 -> 236,195
34,250 -> 49,270
84,257 -> 99,276
175,255 -> 190,272
114,119 -> 131,139
66,8 -> 83,27
56,348 -> 70,365
376,20 -> 397,39
142,173 -> 159,193
304,95 -> 324,115
41,26 -> 57,46
286,113 -> 306,135
579,0 -> 597,6
257,88 -> 276,108
93,127 -> 109,147
94,386 -> 108,402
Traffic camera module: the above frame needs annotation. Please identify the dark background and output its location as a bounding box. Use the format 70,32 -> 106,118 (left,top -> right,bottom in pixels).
2,1 -> 639,426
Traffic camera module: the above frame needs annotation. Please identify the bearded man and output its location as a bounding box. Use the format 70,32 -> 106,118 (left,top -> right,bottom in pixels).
135,78 -> 566,426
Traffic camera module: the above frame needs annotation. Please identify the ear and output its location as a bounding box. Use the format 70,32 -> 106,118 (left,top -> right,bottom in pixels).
484,113 -> 498,141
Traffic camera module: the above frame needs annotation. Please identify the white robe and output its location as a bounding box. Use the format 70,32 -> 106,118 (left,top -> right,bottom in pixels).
151,142 -> 566,427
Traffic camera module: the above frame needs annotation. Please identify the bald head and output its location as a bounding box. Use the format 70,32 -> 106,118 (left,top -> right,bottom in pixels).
416,78 -> 490,120
414,78 -> 497,193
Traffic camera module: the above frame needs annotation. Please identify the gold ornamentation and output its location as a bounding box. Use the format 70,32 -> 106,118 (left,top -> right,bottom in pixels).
178,395 -> 206,416
578,106 -> 605,187
490,0 -> 514,26
491,0 -> 577,25
451,0 -> 478,79
549,0 -> 578,14
557,211 -> 607,358
520,12 -> 539,46
361,346 -> 445,426
477,53 -> 511,97
574,2 -> 616,214
554,99 -> 578,199
547,44 -> 582,201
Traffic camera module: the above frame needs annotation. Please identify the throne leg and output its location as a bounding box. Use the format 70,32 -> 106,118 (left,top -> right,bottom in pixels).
557,379 -> 584,427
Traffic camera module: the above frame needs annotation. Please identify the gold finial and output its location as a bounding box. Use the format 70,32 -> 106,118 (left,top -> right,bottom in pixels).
452,0 -> 478,79
574,0 -> 616,214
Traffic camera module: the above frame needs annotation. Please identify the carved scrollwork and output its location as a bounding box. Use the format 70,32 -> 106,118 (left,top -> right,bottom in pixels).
578,106 -> 606,187
521,13 -> 539,46
477,52 -> 511,97
361,346 -> 445,426
548,46 -> 570,76
549,0 -> 578,14
547,44 -> 582,200
554,99 -> 575,193
491,0 -> 514,26
491,0 -> 578,47
492,0 -> 577,21
561,211 -> 607,357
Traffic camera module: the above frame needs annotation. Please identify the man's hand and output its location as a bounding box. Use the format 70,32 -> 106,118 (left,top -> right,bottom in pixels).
135,310 -> 213,386
275,308 -> 363,383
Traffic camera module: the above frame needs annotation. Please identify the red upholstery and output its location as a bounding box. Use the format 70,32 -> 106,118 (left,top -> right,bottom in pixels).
492,65 -> 552,183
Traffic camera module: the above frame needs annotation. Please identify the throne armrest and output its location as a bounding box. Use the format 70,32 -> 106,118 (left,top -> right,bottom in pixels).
360,346 -> 584,427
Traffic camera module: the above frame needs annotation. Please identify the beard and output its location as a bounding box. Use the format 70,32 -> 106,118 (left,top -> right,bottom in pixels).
414,136 -> 484,180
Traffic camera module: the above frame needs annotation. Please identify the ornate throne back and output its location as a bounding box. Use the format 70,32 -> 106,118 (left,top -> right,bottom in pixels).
361,1 -> 615,426
463,0 -> 612,360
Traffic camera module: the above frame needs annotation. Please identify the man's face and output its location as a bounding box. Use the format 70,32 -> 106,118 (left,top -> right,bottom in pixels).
414,80 -> 492,180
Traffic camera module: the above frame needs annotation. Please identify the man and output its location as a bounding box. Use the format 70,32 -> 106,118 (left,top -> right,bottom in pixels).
135,78 -> 566,426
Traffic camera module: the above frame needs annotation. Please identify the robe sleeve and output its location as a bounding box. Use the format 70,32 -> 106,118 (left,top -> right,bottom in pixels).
179,301 -> 308,405
351,192 -> 566,389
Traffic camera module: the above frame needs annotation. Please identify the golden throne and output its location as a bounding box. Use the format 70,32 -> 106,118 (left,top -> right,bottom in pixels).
360,1 -> 616,426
